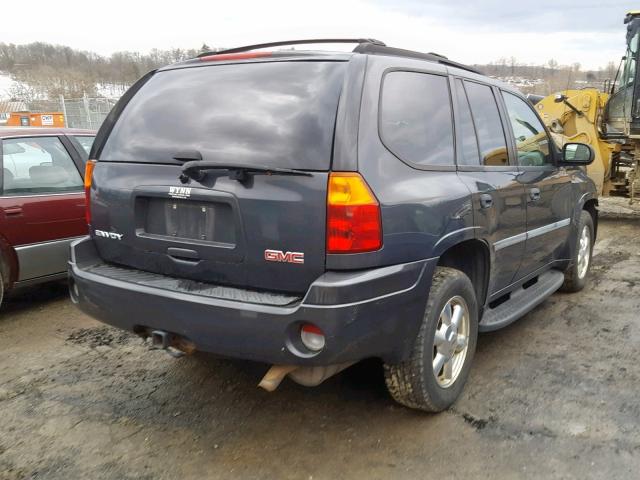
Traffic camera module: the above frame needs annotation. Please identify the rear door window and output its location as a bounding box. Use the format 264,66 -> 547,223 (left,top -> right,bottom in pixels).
463,81 -> 509,166
453,79 -> 481,165
100,61 -> 347,170
379,71 -> 454,167
2,137 -> 83,195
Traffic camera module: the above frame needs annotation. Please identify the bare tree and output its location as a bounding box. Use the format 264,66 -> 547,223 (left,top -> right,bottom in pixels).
509,56 -> 517,76
8,81 -> 42,103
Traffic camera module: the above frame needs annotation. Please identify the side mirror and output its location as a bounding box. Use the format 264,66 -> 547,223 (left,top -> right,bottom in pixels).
561,143 -> 594,165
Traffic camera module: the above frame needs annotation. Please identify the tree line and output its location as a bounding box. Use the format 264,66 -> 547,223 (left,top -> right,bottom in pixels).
477,56 -> 620,95
0,42 -> 216,100
0,42 -> 624,101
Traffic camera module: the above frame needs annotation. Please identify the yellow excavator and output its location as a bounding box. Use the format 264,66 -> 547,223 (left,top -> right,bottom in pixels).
530,11 -> 640,202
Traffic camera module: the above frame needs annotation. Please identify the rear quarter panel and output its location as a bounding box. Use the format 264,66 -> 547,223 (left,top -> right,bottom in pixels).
327,56 -> 475,270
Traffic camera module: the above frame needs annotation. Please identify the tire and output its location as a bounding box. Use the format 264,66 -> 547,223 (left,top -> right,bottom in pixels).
383,267 -> 478,412
560,210 -> 594,293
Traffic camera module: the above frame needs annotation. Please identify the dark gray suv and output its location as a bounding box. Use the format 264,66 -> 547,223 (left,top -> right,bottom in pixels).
69,39 -> 597,411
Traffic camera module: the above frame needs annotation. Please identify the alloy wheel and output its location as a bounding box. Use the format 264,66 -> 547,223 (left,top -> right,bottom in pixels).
433,295 -> 470,388
577,225 -> 591,279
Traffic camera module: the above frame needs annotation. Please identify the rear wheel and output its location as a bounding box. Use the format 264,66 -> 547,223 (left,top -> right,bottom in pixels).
561,211 -> 594,293
383,267 -> 478,412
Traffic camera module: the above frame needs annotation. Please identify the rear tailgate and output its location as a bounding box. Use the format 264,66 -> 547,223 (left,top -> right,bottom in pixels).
90,60 -> 347,294
91,163 -> 328,293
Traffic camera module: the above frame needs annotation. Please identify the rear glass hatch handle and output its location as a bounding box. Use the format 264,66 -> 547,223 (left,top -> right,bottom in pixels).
178,160 -> 314,185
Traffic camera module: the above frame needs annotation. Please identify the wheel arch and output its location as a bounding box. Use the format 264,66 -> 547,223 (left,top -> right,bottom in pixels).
582,198 -> 598,240
436,238 -> 491,313
0,235 -> 18,291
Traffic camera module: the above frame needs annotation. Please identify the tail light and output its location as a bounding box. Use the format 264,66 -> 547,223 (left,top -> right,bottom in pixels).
84,160 -> 96,225
326,172 -> 382,254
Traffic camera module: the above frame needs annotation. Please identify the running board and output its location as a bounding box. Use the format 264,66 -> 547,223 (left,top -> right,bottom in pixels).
479,270 -> 565,332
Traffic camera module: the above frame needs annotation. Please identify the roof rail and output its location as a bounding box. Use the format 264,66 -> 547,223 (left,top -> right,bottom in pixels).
198,38 -> 386,58
353,43 -> 482,74
196,38 -> 480,74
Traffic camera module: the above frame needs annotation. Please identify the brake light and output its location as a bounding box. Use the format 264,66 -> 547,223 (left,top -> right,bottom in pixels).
326,172 -> 382,254
199,51 -> 272,62
84,160 -> 96,225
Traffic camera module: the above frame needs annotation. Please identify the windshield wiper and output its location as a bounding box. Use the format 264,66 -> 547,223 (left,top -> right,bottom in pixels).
179,160 -> 313,184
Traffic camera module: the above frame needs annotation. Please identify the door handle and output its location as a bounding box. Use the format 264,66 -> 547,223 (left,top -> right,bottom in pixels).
529,188 -> 541,202
3,206 -> 22,216
479,193 -> 494,209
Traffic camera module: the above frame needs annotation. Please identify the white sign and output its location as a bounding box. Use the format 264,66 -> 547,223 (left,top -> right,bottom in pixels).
41,114 -> 54,126
0,112 -> 9,124
168,186 -> 191,199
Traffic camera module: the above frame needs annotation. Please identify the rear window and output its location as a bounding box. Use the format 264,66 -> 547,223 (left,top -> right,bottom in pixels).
100,61 -> 347,170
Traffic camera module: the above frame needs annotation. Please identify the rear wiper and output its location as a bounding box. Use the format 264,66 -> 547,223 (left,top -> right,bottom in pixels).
179,160 -> 313,184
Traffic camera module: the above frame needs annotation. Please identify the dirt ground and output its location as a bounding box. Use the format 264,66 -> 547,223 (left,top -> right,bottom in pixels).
1,219 -> 639,480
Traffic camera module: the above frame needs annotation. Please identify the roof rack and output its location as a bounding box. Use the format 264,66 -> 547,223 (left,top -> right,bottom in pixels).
198,38 -> 386,58
197,38 -> 480,74
353,43 -> 481,74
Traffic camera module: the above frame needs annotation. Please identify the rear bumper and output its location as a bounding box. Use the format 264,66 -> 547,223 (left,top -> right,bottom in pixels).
69,237 -> 436,365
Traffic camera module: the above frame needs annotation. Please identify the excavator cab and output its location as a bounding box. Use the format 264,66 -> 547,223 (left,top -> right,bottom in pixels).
604,11 -> 640,139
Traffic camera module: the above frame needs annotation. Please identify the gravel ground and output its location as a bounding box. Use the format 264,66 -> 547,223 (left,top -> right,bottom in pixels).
598,196 -> 640,220
0,219 -> 639,480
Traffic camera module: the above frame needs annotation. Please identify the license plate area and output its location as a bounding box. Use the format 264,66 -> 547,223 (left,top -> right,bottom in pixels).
140,197 -> 236,246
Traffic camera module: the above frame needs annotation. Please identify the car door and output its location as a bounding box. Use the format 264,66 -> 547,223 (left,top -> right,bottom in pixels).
0,135 -> 86,282
499,91 -> 574,279
451,78 -> 528,295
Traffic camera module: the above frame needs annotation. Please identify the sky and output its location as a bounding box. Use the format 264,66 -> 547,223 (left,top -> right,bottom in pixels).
1,0 -> 638,70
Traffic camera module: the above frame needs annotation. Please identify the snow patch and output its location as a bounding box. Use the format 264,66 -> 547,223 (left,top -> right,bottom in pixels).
96,83 -> 129,98
0,73 -> 16,99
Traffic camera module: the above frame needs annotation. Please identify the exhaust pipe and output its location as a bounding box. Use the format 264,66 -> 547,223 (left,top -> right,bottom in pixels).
258,362 -> 356,392
258,365 -> 298,392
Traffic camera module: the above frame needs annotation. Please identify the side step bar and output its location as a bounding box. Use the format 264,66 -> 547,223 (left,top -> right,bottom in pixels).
479,270 -> 565,332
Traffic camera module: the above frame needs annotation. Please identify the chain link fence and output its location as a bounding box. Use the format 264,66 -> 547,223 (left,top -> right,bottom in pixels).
27,95 -> 119,130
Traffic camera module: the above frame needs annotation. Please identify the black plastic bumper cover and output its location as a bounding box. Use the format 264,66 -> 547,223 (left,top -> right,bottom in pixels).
69,237 -> 436,365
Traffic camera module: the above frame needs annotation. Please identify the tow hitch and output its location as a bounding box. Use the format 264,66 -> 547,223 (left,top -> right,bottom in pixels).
148,330 -> 196,358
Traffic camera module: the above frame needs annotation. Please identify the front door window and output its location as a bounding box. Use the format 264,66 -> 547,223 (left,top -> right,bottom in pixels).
501,92 -> 553,167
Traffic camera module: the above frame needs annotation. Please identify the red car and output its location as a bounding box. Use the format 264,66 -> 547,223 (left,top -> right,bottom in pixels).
0,127 -> 95,305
